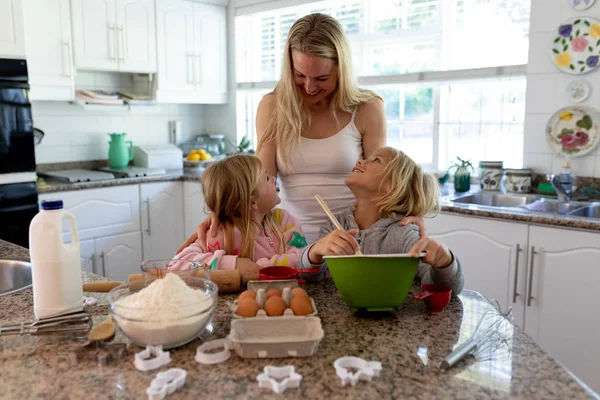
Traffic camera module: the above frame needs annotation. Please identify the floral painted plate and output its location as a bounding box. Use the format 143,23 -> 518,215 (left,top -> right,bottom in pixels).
546,107 -> 600,156
567,80 -> 592,103
551,17 -> 600,74
570,0 -> 596,11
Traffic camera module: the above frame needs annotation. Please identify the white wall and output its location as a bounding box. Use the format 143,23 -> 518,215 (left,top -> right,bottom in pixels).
32,72 -> 204,164
524,0 -> 600,177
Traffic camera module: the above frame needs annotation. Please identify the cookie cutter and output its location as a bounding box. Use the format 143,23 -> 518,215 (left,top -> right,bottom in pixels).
146,368 -> 187,400
256,365 -> 302,394
195,338 -> 231,364
333,356 -> 382,387
134,345 -> 171,372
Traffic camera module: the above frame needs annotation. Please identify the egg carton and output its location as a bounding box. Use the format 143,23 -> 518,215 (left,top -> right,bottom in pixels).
228,316 -> 324,358
229,280 -> 318,318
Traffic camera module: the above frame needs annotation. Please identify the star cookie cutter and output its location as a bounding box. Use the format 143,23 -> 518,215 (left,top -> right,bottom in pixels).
134,345 -> 171,372
333,356 -> 382,387
195,338 -> 231,364
146,368 -> 187,400
256,365 -> 302,394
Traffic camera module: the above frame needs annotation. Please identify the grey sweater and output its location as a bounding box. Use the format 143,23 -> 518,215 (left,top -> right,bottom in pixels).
299,206 -> 464,295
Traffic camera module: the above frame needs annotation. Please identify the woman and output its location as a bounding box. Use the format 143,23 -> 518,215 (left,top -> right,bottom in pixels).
178,13 -> 423,252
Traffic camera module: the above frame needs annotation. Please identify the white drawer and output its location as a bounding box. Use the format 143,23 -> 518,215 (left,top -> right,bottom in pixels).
39,185 -> 141,241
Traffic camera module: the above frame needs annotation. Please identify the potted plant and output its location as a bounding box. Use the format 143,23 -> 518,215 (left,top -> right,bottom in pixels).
226,136 -> 255,155
449,157 -> 473,193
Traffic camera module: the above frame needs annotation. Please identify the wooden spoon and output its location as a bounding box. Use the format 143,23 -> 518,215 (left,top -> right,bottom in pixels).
88,315 -> 115,343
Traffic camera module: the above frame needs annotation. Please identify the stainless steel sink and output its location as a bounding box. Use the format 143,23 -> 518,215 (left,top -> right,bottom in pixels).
524,199 -> 589,215
450,192 -> 543,208
0,260 -> 32,296
567,204 -> 600,218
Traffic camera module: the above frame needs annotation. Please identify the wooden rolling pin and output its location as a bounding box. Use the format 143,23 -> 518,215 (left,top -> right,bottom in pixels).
83,269 -> 244,293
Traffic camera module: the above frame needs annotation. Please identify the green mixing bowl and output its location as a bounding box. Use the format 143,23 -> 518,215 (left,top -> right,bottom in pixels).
324,254 -> 422,312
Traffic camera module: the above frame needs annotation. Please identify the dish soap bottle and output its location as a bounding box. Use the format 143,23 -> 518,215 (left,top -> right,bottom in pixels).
29,200 -> 83,319
559,160 -> 573,198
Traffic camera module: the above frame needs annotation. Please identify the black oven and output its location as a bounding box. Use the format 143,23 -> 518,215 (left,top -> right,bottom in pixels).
0,58 -> 35,174
0,182 -> 38,248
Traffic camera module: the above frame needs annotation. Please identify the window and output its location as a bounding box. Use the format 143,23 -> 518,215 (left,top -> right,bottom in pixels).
235,0 -> 530,170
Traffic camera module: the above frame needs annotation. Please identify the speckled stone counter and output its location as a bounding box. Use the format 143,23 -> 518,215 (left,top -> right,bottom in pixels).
0,240 -> 597,399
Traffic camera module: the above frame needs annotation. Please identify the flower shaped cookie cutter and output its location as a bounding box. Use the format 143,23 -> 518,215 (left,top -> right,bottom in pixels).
256,365 -> 302,394
333,356 -> 382,387
134,345 -> 171,372
146,368 -> 187,400
195,338 -> 231,364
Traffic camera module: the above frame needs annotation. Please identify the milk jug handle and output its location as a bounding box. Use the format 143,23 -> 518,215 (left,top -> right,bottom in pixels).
62,211 -> 79,249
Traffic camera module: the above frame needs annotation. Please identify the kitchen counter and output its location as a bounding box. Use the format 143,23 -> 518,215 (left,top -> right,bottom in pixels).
0,240 -> 597,399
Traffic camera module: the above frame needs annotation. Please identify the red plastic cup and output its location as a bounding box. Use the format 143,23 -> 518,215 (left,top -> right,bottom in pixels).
413,284 -> 452,313
258,266 -> 321,283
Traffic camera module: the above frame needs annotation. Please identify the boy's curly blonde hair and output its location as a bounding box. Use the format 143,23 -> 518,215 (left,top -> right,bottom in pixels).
375,147 -> 441,219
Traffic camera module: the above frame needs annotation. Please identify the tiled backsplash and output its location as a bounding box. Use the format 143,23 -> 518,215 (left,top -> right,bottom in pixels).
524,0 -> 600,178
32,72 -> 205,164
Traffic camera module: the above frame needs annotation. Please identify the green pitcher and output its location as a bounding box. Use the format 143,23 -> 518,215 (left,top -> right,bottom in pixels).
108,133 -> 134,169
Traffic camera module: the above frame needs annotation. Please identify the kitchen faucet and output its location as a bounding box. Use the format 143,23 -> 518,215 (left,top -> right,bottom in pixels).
551,175 -> 572,202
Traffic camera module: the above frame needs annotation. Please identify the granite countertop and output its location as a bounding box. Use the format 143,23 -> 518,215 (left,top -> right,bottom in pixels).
0,240 -> 597,399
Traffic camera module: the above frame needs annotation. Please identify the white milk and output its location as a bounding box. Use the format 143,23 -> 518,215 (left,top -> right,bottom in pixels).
29,199 -> 83,319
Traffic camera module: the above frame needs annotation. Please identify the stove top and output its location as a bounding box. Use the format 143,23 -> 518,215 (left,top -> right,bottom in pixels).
38,169 -> 115,183
98,166 -> 167,178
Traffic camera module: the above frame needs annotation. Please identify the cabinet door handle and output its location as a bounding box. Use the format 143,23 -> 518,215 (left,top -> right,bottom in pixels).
108,24 -> 117,61
90,254 -> 96,274
99,252 -> 106,277
62,40 -> 72,77
187,53 -> 194,83
118,25 -> 125,61
527,246 -> 537,307
145,198 -> 151,236
195,53 -> 201,84
512,243 -> 522,303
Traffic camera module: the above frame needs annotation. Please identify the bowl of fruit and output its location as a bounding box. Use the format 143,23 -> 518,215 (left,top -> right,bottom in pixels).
184,148 -> 213,169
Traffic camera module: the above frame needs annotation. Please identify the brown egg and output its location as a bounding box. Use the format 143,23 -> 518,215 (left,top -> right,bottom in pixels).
291,287 -> 309,299
266,288 -> 283,299
290,296 -> 313,316
236,297 -> 260,317
239,290 -> 256,301
263,296 -> 286,316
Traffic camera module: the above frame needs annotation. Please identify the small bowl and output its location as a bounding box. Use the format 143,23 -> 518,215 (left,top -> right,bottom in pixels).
108,272 -> 218,349
414,284 -> 452,313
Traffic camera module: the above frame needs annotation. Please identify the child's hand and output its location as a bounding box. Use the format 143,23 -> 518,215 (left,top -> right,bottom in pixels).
236,258 -> 260,281
176,214 -> 219,254
308,229 -> 359,264
407,237 -> 453,268
399,216 -> 427,237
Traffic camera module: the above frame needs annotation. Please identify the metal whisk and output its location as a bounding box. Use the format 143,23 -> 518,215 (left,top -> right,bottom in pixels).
440,300 -> 513,370
0,311 -> 92,336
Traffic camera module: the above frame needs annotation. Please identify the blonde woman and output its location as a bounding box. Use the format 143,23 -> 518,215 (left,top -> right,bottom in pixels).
300,147 -> 464,294
177,13 -> 424,253
173,154 -> 308,277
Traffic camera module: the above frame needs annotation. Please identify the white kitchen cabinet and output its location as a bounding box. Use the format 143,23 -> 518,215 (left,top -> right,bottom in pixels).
38,185 -> 140,241
183,181 -> 210,238
23,0 -> 75,101
0,0 -> 26,58
140,181 -> 184,260
79,238 -> 96,274
525,226 -> 600,394
71,0 -> 156,73
425,213 -> 529,328
95,231 -> 142,281
155,0 -> 227,104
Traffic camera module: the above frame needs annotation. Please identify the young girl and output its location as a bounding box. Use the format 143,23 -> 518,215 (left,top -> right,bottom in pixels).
299,147 -> 464,294
171,154 -> 308,277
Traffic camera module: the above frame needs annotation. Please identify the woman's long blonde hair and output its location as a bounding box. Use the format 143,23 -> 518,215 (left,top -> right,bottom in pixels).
375,147 -> 441,219
259,13 -> 381,173
201,154 -> 285,259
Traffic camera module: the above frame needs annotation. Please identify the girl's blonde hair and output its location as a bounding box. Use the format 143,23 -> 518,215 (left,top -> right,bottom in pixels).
376,147 -> 441,218
201,154 -> 285,259
258,13 -> 381,173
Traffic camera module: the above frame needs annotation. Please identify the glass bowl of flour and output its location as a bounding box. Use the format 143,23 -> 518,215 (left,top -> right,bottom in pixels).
108,270 -> 218,349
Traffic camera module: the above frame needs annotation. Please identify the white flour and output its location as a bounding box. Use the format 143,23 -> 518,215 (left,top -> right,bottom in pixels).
114,273 -> 214,348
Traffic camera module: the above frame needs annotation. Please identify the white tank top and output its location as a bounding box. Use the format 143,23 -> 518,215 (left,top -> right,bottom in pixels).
276,110 -> 363,243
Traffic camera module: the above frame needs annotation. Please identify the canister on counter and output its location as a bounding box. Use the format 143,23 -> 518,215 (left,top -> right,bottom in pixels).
478,161 -> 503,191
503,168 -> 533,193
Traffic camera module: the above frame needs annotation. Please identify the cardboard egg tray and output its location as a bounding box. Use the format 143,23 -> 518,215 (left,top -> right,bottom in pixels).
228,316 -> 324,358
229,279 -> 318,318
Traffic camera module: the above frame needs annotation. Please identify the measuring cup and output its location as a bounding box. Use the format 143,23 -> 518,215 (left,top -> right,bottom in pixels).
258,266 -> 321,284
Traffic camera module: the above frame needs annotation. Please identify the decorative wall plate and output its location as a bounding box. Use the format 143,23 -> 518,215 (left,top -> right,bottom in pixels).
546,106 -> 600,156
570,0 -> 596,11
551,17 -> 600,74
567,80 -> 592,103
